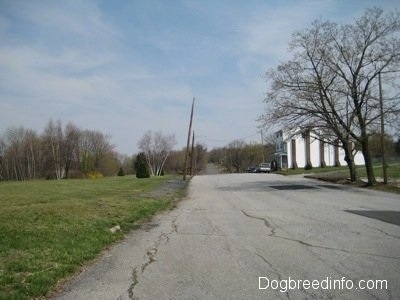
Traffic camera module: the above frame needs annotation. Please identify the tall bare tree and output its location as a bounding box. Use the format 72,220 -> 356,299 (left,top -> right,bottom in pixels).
263,7 -> 400,185
64,122 -> 81,178
42,120 -> 65,179
225,139 -> 246,173
23,129 -> 40,180
138,130 -> 177,176
77,129 -> 115,174
264,21 -> 360,181
5,127 -> 27,180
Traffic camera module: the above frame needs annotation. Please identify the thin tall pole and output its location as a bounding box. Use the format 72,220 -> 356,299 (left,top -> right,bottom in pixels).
190,130 -> 195,176
260,129 -> 264,163
379,72 -> 388,184
183,98 -> 195,181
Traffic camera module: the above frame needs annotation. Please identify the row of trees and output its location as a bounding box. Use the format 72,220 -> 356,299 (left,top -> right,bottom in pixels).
209,140 -> 274,173
0,122 -> 209,181
165,144 -> 208,175
262,7 -> 400,185
135,130 -> 208,177
0,120 -> 118,180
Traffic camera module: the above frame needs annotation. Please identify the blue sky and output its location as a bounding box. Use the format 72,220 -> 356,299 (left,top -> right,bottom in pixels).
0,0 -> 399,154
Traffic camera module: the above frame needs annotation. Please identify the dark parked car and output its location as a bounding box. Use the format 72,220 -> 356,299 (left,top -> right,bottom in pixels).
246,166 -> 259,173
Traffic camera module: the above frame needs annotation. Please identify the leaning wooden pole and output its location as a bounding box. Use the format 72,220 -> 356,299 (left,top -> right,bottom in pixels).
190,130 -> 195,176
183,98 -> 195,181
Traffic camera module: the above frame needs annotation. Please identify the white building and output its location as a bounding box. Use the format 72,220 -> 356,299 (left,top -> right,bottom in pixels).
273,129 -> 364,169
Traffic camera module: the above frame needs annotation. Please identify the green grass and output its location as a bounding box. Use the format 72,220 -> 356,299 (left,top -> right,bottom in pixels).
0,175 -> 186,300
279,163 -> 400,193
277,165 -> 350,176
279,163 -> 400,179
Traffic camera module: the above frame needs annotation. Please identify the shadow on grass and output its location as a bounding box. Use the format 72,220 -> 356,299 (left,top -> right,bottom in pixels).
304,172 -> 400,194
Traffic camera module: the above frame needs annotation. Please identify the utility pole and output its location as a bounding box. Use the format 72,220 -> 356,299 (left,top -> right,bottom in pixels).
183,98 -> 195,181
379,72 -> 388,184
190,130 -> 195,176
260,129 -> 265,163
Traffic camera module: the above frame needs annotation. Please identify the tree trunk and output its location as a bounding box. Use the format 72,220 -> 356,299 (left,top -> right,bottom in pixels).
342,141 -> 357,182
360,137 -> 376,186
304,129 -> 312,169
334,139 -> 341,167
319,139 -> 326,168
291,139 -> 298,169
65,158 -> 71,179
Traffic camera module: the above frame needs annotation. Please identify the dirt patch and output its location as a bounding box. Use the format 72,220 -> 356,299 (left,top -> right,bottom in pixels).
270,184 -> 317,190
304,173 -> 354,185
144,179 -> 188,199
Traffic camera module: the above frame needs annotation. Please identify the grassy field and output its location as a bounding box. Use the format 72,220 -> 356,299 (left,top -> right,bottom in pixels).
0,175 -> 186,300
278,163 -> 400,192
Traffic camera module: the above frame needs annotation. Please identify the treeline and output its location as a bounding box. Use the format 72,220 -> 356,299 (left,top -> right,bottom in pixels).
0,120 -> 210,181
0,120 -> 119,181
209,140 -> 274,173
166,143 -> 208,175
368,133 -> 400,161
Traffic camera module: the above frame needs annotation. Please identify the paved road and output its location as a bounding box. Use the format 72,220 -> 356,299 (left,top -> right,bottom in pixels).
56,174 -> 400,300
200,163 -> 222,175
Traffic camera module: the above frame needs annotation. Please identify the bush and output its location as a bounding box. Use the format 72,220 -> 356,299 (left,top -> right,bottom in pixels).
87,171 -> 104,179
135,152 -> 150,178
117,167 -> 125,176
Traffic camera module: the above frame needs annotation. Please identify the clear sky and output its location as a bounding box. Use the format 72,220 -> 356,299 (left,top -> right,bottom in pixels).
0,0 -> 399,155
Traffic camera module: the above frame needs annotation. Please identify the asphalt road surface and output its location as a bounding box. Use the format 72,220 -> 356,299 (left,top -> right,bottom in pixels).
56,174 -> 400,300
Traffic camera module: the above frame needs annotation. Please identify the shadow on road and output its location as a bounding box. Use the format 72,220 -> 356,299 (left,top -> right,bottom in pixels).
346,210 -> 400,226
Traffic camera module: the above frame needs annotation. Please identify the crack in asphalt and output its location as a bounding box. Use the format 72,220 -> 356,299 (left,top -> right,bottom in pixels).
141,246 -> 158,273
127,216 -> 178,300
127,268 -> 139,300
365,224 -> 400,240
241,209 -> 276,236
241,210 -> 400,261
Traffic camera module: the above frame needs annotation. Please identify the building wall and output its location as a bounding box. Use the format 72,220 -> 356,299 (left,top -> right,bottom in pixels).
310,134 -> 320,167
296,137 -> 306,167
287,140 -> 292,168
325,143 -> 335,166
282,130 -> 364,169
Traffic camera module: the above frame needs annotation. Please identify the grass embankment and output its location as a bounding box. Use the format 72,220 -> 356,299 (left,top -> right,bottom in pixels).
0,175 -> 186,300
279,164 -> 400,192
